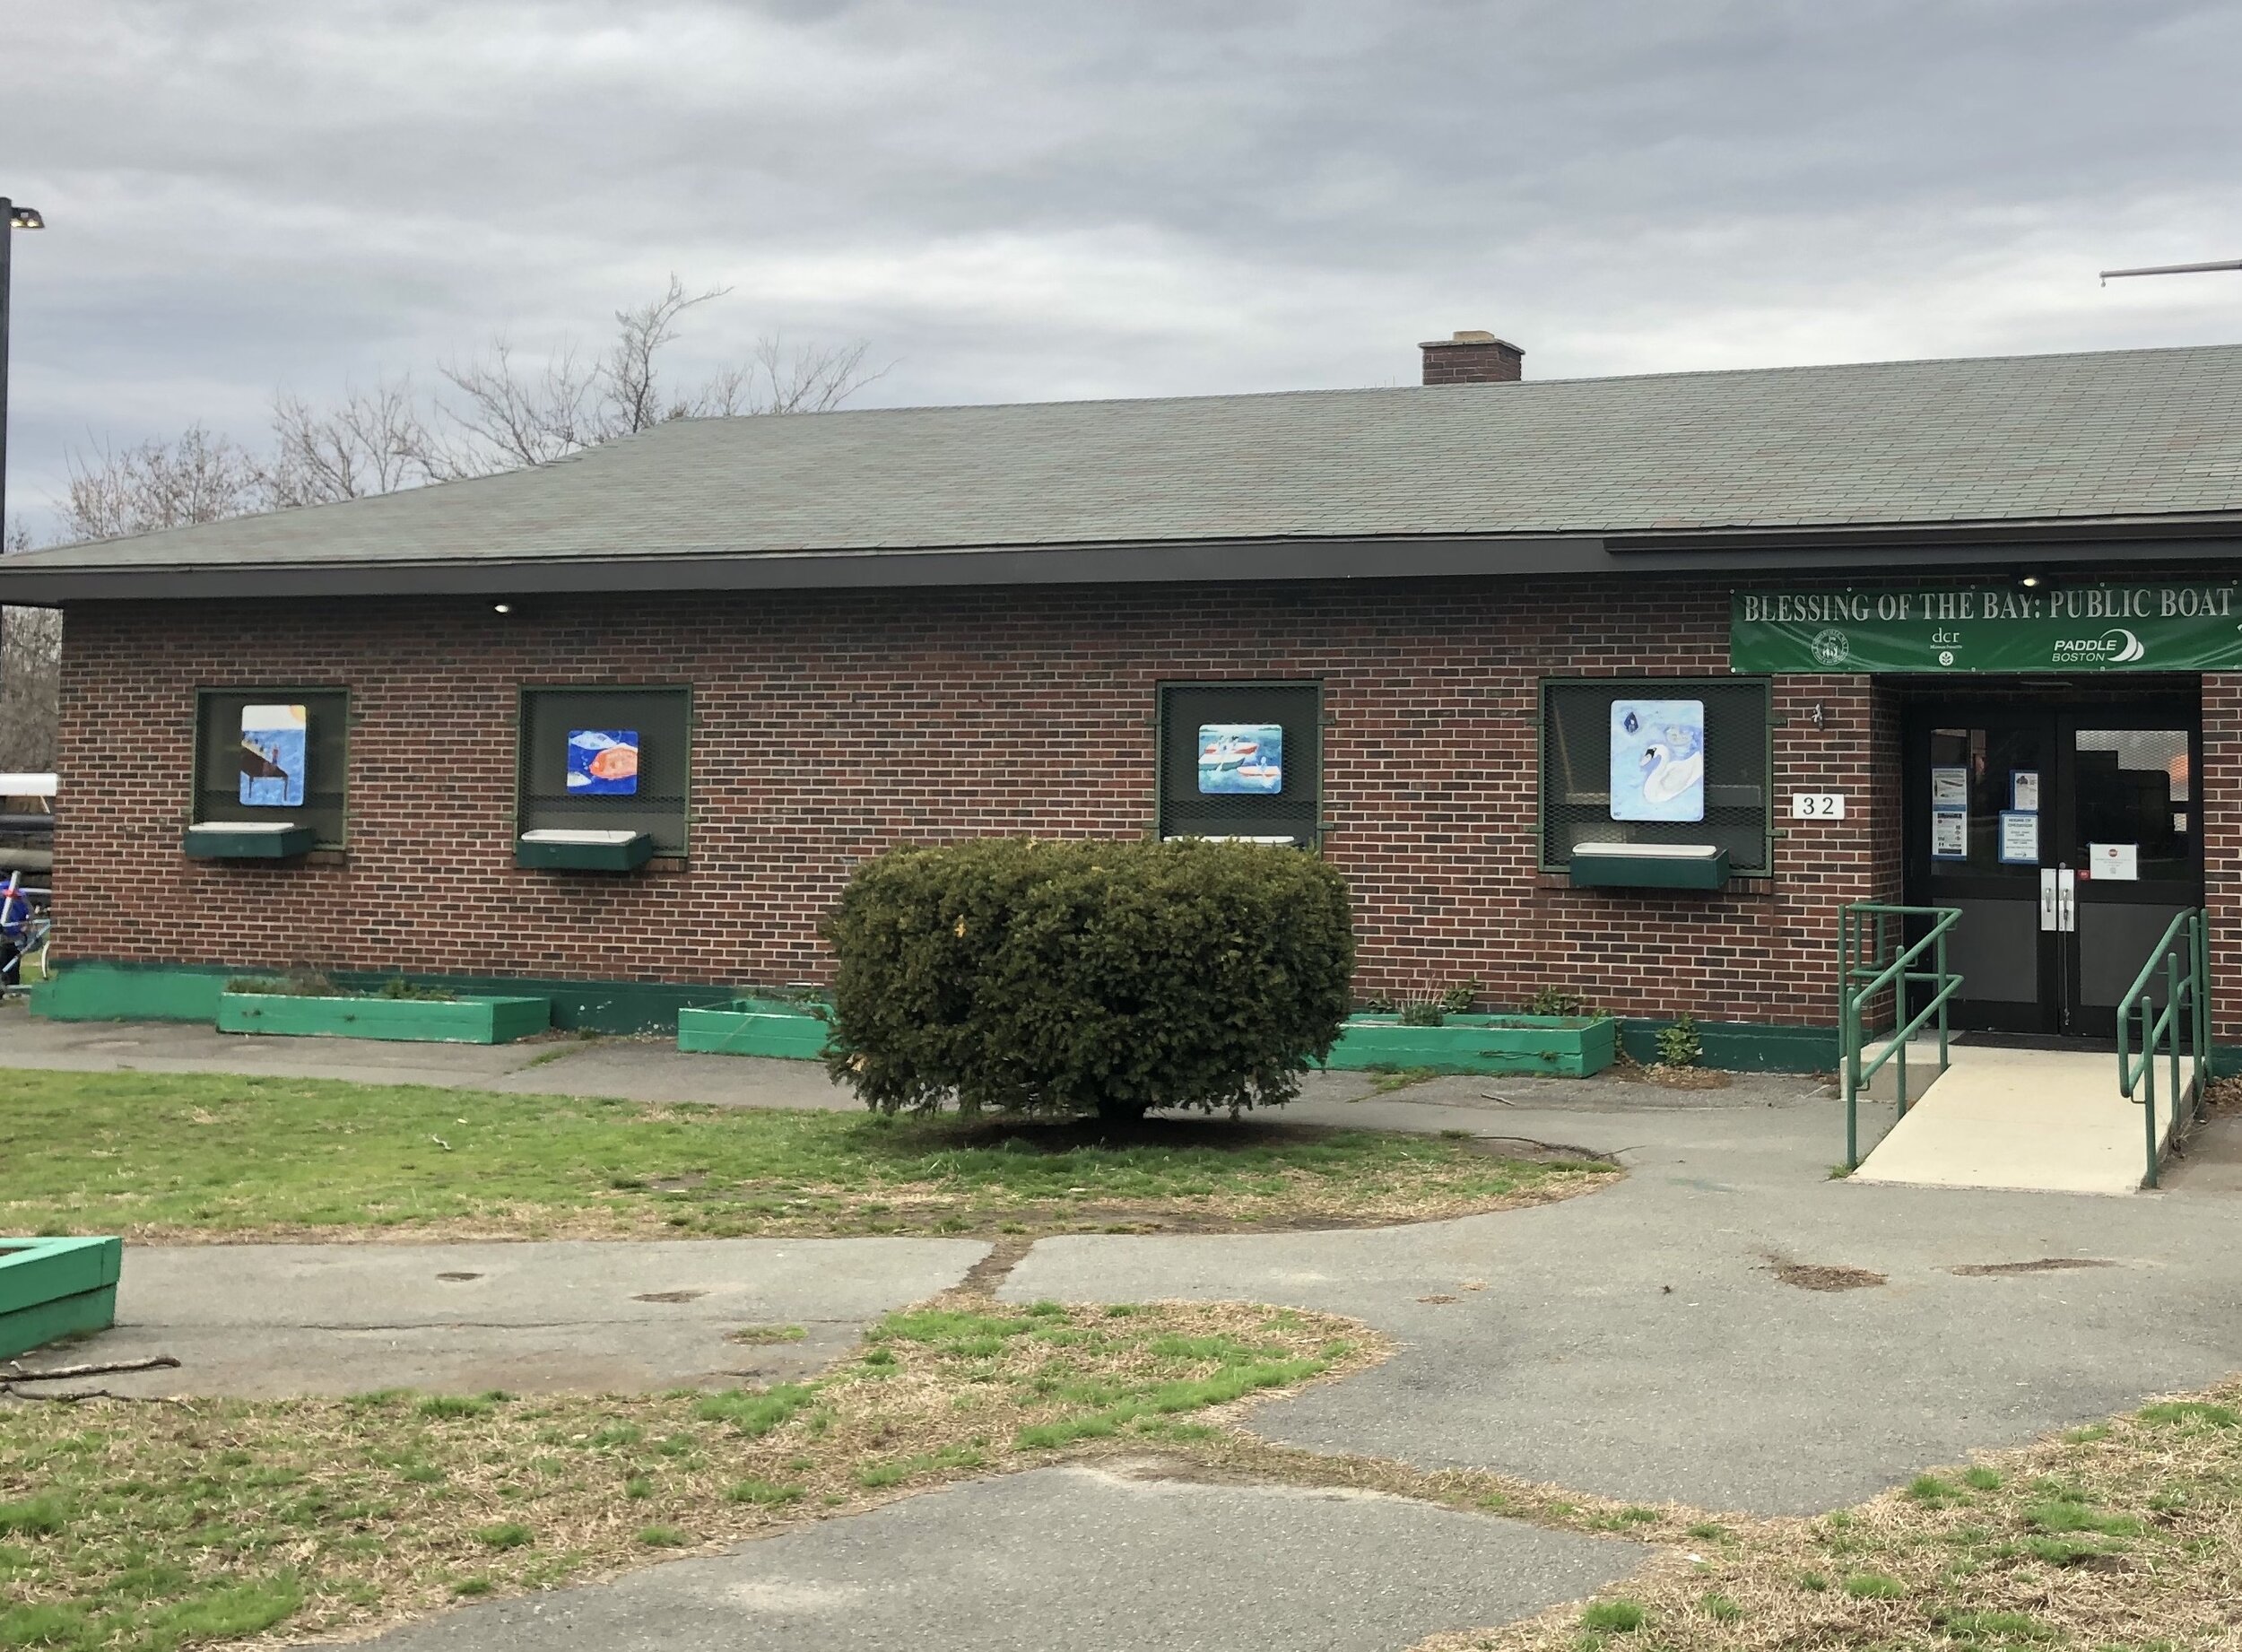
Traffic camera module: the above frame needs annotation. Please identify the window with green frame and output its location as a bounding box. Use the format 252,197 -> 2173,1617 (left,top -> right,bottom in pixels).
193,688 -> 350,848
1539,678 -> 1771,873
517,686 -> 692,856
1156,682 -> 1321,847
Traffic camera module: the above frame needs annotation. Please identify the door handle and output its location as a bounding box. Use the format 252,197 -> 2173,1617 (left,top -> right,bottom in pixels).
2040,868 -> 2060,932
2057,866 -> 2077,934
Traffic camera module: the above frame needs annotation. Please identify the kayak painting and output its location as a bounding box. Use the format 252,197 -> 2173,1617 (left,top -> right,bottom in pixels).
567,729 -> 640,796
1608,700 -> 1705,822
239,704 -> 307,808
1197,723 -> 1283,795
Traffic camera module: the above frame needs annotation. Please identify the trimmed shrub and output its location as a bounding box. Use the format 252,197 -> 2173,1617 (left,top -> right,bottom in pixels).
821,837 -> 1354,1120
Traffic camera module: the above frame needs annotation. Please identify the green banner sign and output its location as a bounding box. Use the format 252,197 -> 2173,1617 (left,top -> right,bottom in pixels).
1731,582 -> 2242,674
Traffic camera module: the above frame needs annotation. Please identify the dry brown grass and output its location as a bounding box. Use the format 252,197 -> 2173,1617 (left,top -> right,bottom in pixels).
1408,1380 -> 2242,1652
0,1297 -> 1385,1652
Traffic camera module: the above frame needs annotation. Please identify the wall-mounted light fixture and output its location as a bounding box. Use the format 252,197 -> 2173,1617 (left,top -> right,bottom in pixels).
491,602 -> 514,615
2012,570 -> 2046,592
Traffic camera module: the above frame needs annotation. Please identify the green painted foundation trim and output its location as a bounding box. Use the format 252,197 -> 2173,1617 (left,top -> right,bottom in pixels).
32,962 -> 735,1034
0,1237 -> 123,1359
218,992 -> 551,1045
1323,1013 -> 1617,1077
1617,1018 -> 1839,1073
678,1001 -> 834,1059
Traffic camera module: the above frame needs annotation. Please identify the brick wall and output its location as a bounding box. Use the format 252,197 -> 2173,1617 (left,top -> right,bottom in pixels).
52,575 -> 1908,1025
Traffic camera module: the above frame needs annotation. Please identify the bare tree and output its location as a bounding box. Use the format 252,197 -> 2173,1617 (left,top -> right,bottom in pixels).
61,425 -> 265,543
430,274 -> 882,474
0,517 -> 60,772
264,378 -> 441,507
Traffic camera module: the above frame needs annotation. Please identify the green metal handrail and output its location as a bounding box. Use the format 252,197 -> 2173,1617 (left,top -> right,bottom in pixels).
2116,908 -> 2210,1189
1839,903 -> 1964,1170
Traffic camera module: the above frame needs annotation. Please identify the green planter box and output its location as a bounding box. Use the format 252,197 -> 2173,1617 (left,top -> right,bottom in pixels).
516,830 -> 657,872
1568,843 -> 1731,891
0,1236 -> 123,1360
677,1000 -> 831,1059
1324,1013 -> 1618,1077
218,992 -> 551,1045
183,823 -> 317,860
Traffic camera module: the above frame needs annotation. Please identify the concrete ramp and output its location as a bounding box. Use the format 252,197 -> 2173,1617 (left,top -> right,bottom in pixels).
1852,1043 -> 2186,1196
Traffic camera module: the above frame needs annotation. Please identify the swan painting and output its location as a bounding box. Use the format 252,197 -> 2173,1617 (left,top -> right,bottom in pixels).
1609,700 -> 1706,822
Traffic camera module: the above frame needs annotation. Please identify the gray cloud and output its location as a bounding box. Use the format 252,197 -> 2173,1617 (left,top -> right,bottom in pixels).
5,0 -> 2241,541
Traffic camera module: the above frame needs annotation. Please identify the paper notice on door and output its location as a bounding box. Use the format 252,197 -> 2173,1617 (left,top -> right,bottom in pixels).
2011,769 -> 2040,812
2090,842 -> 2139,882
1932,809 -> 1968,859
1931,766 -> 1969,808
1998,810 -> 2039,865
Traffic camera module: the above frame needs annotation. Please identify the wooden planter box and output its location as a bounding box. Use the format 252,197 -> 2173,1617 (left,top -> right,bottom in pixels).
1568,843 -> 1731,891
1324,1013 -> 1618,1077
184,822 -> 317,860
0,1236 -> 123,1360
218,992 -> 552,1045
515,830 -> 657,872
677,1000 -> 831,1059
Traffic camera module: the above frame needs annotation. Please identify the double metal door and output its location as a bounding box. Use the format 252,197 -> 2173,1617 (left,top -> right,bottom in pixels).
1903,702 -> 2199,1039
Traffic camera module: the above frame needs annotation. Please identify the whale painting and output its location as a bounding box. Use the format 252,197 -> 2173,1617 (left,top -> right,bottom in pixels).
1609,700 -> 1705,822
239,704 -> 307,808
567,730 -> 640,796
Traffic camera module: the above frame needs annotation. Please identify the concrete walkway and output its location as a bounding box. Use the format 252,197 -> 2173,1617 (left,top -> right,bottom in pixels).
1851,1041 -> 2183,1195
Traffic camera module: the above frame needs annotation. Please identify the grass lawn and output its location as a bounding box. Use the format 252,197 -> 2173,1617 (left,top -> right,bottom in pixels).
0,1072 -> 1615,1241
0,1298 -> 1373,1652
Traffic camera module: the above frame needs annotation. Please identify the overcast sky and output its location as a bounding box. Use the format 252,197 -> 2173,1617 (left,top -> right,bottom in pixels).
4,0 -> 2240,541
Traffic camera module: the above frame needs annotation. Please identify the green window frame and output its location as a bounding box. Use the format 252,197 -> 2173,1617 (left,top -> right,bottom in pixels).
1155,681 -> 1323,848
516,685 -> 693,856
191,687 -> 351,849
1538,677 -> 1773,874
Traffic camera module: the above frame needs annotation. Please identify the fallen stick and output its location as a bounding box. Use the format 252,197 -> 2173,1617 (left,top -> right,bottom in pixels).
2,1354 -> 180,1383
0,1384 -> 186,1404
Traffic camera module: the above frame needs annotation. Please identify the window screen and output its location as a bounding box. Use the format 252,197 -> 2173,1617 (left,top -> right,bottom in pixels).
517,686 -> 691,855
1158,683 -> 1320,846
1541,678 -> 1769,873
194,688 -> 350,848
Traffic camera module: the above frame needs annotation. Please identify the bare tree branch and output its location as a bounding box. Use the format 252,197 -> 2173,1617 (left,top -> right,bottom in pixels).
263,379 -> 439,507
61,426 -> 264,543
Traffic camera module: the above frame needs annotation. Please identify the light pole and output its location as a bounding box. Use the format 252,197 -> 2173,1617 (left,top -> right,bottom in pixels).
0,196 -> 48,542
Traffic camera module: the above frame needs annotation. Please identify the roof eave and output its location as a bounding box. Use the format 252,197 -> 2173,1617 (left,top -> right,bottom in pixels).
7,516 -> 2242,605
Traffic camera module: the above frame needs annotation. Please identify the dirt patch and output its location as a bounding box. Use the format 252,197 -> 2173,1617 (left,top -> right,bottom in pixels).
630,1290 -> 708,1303
1950,1257 -> 2119,1277
955,1234 -> 1036,1296
433,1272 -> 482,1282
1629,1064 -> 1734,1091
1763,1256 -> 1886,1291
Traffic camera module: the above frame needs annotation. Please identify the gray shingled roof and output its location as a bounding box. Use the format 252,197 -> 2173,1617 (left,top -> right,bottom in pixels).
12,342 -> 2242,579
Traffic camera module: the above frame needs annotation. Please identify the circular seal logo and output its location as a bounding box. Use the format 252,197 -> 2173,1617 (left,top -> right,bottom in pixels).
1809,627 -> 1849,667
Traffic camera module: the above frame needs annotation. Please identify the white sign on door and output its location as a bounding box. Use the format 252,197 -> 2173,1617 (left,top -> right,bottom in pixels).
1790,793 -> 1847,820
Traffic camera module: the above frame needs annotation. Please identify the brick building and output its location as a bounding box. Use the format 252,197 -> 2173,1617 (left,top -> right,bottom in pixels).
7,334 -> 2242,1067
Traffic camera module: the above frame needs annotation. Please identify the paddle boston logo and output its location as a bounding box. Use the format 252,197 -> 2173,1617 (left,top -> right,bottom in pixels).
1730,583 -> 2242,674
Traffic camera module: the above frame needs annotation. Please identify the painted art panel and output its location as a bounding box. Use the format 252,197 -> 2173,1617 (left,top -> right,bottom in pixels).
1608,700 -> 1704,822
1197,724 -> 1283,795
239,704 -> 307,808
568,729 -> 640,796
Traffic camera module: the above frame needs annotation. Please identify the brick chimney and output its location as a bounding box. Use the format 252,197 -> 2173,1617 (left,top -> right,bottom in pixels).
1419,329 -> 1524,387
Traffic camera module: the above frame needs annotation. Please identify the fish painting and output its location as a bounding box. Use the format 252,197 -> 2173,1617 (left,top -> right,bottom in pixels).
567,730 -> 640,796
1609,700 -> 1705,822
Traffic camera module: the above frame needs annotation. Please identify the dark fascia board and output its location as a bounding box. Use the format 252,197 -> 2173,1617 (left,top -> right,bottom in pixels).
8,516 -> 2242,605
